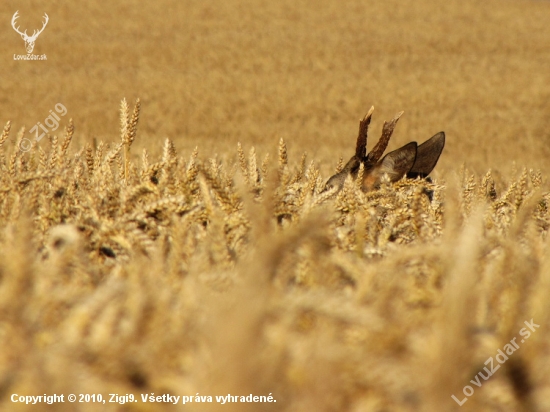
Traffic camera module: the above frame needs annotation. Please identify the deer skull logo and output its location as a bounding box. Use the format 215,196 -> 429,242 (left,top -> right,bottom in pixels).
11,11 -> 49,54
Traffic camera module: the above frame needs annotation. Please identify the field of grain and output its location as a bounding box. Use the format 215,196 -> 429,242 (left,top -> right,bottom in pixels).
1,0 -> 550,411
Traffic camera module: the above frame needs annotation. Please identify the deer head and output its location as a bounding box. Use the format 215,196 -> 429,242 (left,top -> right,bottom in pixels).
324,107 -> 445,192
11,11 -> 49,54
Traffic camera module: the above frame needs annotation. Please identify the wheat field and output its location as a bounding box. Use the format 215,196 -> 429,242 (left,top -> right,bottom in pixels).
2,0 -> 550,411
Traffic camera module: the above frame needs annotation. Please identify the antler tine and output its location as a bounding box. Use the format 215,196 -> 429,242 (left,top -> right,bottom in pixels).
367,110 -> 404,163
355,106 -> 374,158
11,11 -> 27,36
31,13 -> 49,39
11,10 -> 19,25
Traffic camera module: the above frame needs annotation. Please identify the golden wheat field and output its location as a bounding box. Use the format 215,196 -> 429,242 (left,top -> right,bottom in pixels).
1,0 -> 550,411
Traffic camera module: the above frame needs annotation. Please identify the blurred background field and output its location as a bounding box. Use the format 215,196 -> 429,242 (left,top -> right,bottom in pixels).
2,0 -> 550,174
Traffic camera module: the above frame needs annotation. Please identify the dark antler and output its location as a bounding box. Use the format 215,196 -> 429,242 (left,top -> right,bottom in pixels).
355,106 -> 374,158
366,111 -> 403,163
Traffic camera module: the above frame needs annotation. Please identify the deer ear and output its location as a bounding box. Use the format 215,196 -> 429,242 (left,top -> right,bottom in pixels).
407,132 -> 445,179
362,142 -> 417,191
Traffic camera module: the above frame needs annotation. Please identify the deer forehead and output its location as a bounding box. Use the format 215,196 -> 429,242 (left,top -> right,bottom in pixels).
362,169 -> 381,192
